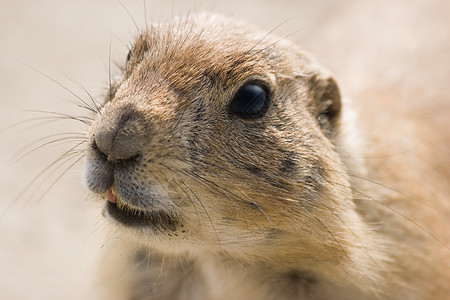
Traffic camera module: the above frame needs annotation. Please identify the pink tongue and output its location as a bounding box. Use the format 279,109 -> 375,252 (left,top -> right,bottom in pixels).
107,190 -> 117,204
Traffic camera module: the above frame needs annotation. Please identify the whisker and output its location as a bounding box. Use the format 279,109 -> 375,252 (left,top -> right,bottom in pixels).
16,59 -> 95,111
313,215 -> 349,258
117,0 -> 140,33
35,154 -> 85,203
1,145 -> 85,217
62,73 -> 102,114
1,115 -> 75,134
182,168 -> 268,233
28,149 -> 84,197
273,207 -> 323,269
255,27 -> 307,55
157,163 -> 202,226
244,18 -> 294,55
329,179 -> 450,251
108,37 -> 113,104
326,168 -> 442,212
10,134 -> 86,164
143,0 -> 148,30
24,118 -> 87,133
10,131 -> 83,154
108,30 -> 129,49
23,110 -> 93,126
314,195 -> 382,263
178,171 -> 224,251
149,254 -> 166,296
177,256 -> 195,286
15,141 -> 85,201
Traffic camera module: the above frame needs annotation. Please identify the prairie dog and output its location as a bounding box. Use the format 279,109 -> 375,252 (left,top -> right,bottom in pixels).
84,13 -> 450,300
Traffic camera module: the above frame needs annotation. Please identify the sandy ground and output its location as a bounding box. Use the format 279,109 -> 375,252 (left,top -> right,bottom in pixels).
1,0 -> 449,299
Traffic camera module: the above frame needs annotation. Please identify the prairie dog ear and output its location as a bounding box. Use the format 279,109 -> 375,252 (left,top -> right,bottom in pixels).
307,72 -> 342,135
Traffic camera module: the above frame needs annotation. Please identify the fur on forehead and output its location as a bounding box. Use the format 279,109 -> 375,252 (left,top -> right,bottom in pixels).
125,13 -> 319,95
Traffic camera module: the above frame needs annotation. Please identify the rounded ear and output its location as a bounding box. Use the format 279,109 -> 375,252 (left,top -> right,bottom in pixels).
307,72 -> 342,136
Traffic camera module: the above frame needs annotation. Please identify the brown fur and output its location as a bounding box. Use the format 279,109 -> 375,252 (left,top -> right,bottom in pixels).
84,13 -> 450,299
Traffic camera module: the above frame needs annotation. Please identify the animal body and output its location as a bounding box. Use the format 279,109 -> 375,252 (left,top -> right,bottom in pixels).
83,13 -> 450,300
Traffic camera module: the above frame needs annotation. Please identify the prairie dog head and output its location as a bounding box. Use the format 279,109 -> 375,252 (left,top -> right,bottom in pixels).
85,13 -> 381,287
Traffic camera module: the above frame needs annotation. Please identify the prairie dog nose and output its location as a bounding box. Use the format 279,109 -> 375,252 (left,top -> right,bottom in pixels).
93,107 -> 149,162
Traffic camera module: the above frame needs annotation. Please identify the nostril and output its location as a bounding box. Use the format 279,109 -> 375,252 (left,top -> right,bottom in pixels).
91,138 -> 100,152
86,137 -> 114,194
90,138 -> 108,160
92,128 -> 142,163
89,133 -> 139,167
92,106 -> 148,162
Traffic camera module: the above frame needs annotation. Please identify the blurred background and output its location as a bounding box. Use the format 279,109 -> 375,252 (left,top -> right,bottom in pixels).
1,0 -> 449,299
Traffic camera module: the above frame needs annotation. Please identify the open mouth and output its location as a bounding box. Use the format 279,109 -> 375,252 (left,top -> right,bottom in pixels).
104,189 -> 178,230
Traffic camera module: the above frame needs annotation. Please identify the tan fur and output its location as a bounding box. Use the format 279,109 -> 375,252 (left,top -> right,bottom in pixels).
84,13 -> 450,300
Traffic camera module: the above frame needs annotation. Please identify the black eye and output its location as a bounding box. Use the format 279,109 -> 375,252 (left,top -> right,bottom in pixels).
230,83 -> 270,118
126,49 -> 132,62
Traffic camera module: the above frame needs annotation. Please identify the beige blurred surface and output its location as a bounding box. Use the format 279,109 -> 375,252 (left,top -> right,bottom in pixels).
1,0 -> 449,299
